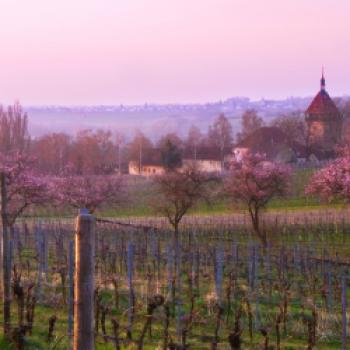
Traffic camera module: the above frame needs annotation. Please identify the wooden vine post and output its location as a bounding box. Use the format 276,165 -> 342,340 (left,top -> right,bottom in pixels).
341,276 -> 347,350
74,209 -> 95,350
68,240 -> 75,349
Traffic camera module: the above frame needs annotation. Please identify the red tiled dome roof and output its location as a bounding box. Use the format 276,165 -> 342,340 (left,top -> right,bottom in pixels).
306,89 -> 340,116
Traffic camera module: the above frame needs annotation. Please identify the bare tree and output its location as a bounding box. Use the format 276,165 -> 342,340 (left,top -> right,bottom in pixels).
0,102 -> 31,337
31,133 -> 71,174
271,112 -> 308,146
186,125 -> 202,160
128,131 -> 153,173
157,132 -> 183,151
236,109 -> 264,142
0,102 -> 30,154
208,114 -> 233,167
153,166 -> 215,251
115,132 -> 125,175
70,129 -> 117,175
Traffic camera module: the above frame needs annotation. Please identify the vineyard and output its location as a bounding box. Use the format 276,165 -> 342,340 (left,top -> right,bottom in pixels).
1,214 -> 350,349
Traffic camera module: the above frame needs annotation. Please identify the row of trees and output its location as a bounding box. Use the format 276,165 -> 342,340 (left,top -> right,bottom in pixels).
5,98 -> 350,177
30,114 -> 234,175
29,109 -> 317,176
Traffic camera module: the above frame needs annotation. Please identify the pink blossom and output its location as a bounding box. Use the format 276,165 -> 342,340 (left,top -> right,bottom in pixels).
0,153 -> 50,225
227,152 -> 290,206
306,151 -> 350,202
52,174 -> 125,213
226,152 -> 290,246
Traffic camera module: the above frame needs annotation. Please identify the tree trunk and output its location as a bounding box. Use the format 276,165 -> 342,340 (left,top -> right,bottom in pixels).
1,172 -> 11,338
139,143 -> 143,174
249,205 -> 267,248
220,147 -> 224,171
173,222 -> 180,272
68,240 -> 74,348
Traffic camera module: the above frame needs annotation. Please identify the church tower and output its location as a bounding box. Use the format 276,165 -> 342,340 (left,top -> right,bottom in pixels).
305,71 -> 342,158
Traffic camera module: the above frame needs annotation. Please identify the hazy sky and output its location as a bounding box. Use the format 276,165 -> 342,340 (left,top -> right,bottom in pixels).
0,0 -> 349,105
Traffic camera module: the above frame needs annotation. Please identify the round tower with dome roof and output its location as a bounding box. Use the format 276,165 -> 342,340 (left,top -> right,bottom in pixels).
305,70 -> 343,158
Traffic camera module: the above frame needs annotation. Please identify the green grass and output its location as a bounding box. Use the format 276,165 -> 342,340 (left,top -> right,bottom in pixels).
108,167 -> 328,217
23,167 -> 348,219
0,285 -> 344,349
27,195 -> 345,220
0,292 -> 344,349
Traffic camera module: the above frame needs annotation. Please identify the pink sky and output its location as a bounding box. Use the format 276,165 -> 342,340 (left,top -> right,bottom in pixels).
0,0 -> 349,105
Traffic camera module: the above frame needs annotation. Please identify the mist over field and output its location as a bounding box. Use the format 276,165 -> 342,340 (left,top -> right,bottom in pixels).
25,96 -> 318,139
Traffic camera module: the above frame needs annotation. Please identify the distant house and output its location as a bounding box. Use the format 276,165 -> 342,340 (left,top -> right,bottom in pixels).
128,161 -> 165,176
128,148 -> 165,176
129,158 -> 223,176
182,146 -> 226,172
182,159 -> 222,173
128,146 -> 225,176
233,126 -> 306,163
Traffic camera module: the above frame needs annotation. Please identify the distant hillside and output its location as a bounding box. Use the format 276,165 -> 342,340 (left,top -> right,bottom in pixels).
24,96 -> 331,140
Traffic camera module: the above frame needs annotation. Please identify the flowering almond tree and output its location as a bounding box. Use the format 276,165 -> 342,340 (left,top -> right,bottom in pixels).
306,150 -> 350,202
1,164 -> 49,227
226,153 -> 290,247
0,153 -> 50,337
54,174 -> 125,214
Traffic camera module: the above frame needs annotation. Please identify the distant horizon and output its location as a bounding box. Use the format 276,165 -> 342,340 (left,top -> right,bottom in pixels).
15,93 -> 348,108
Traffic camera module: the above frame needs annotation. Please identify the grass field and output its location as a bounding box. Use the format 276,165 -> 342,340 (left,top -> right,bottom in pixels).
27,168 -> 346,220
